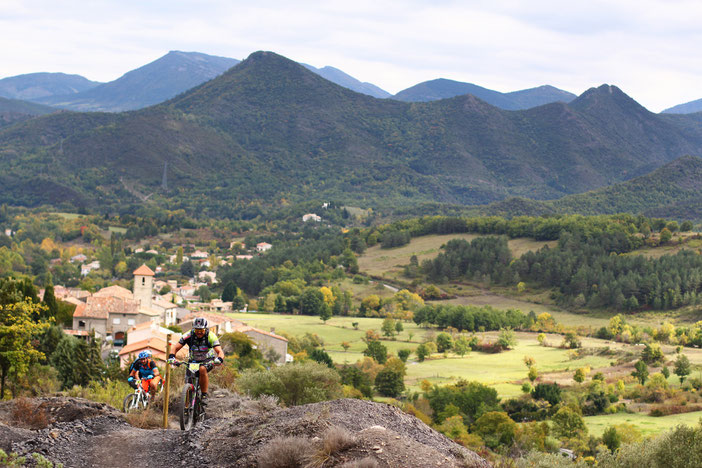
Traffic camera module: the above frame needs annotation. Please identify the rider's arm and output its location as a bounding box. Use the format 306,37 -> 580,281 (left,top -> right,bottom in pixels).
213,344 -> 225,360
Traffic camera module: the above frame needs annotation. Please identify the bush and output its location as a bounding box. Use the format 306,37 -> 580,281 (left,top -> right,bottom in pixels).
12,398 -> 48,429
532,383 -> 562,406
374,368 -> 405,397
257,436 -> 315,468
237,361 -> 342,406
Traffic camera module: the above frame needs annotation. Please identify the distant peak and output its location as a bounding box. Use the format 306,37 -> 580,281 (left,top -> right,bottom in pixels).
569,83 -> 650,113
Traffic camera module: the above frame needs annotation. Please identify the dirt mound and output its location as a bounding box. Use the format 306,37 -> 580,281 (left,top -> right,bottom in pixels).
200,398 -> 490,467
0,396 -> 121,428
2,395 -> 490,468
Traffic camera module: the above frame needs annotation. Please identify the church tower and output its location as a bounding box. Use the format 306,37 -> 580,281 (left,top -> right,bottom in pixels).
133,264 -> 155,309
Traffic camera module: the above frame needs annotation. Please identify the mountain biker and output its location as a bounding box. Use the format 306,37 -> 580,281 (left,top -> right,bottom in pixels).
128,350 -> 162,396
168,317 -> 224,405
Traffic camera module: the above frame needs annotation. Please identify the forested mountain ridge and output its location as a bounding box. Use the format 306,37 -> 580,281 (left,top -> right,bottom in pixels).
0,96 -> 58,129
3,51 -> 702,217
482,155 -> 702,220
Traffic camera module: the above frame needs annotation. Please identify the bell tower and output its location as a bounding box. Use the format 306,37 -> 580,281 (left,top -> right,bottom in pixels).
133,264 -> 155,309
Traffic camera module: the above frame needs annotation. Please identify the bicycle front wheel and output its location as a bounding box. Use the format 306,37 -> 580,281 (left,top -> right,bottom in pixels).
123,393 -> 140,413
180,385 -> 195,431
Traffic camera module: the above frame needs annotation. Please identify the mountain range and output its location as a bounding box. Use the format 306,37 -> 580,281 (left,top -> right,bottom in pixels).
2,51 -> 702,219
392,79 -> 577,110
663,98 -> 702,115
0,52 -> 582,113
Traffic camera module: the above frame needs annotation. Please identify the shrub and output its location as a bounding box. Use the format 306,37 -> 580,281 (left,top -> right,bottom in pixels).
238,361 -> 342,406
532,383 -> 562,406
374,368 -> 405,397
12,398 -> 48,429
257,436 -> 315,468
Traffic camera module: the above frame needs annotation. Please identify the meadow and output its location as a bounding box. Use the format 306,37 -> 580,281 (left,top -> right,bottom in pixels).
228,313 -> 667,396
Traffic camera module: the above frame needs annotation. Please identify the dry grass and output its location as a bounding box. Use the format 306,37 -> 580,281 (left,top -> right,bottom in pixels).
124,407 -> 163,429
257,436 -> 315,468
12,398 -> 48,429
307,426 -> 357,467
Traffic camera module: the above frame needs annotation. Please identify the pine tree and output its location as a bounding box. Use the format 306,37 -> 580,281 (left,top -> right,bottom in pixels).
43,283 -> 59,319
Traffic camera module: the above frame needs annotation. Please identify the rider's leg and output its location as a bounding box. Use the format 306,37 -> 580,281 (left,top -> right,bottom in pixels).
199,365 -> 209,394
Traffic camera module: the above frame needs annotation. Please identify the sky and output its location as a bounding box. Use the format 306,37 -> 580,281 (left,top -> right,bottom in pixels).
2,0 -> 702,112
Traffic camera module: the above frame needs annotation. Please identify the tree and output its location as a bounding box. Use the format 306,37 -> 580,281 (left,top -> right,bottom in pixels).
453,336 -> 471,357
0,301 -> 49,398
221,281 -> 237,302
660,227 -> 672,244
662,366 -> 670,379
196,285 -> 211,302
341,341 -> 351,352
309,348 -> 334,368
375,368 -> 405,397
381,317 -> 397,338
319,303 -> 332,323
497,328 -> 517,349
674,354 -> 691,384
642,343 -> 664,364
363,340 -> 388,364
397,349 -> 411,362
527,366 -> 538,383
42,283 -> 58,319
416,343 -> 429,362
573,368 -> 586,383
232,295 -> 246,311
436,333 -> 453,353
300,288 -> 324,316
472,411 -> 517,450
180,260 -> 195,277
274,295 -> 286,313
602,426 -> 621,453
632,360 -> 649,385
532,382 -> 561,405
552,407 -> 587,439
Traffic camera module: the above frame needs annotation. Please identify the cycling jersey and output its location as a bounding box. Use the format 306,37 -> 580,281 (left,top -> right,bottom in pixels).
178,329 -> 220,362
129,358 -> 158,379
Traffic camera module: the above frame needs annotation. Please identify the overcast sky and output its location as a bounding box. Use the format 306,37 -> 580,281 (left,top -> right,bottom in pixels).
2,0 -> 702,112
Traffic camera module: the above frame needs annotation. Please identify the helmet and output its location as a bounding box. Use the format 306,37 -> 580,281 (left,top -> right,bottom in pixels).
193,317 -> 208,330
138,350 -> 152,359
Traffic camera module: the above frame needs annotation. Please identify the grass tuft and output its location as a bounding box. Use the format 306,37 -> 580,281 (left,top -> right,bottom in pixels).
257,436 -> 315,468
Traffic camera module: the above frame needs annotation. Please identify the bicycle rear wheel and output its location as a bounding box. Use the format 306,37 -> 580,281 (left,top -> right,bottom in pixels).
180,385 -> 195,430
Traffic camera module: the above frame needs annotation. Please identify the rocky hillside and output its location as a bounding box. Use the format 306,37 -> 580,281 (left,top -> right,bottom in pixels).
0,394 -> 489,468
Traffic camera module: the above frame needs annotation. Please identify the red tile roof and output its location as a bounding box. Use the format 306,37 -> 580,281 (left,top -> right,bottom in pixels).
133,264 -> 155,276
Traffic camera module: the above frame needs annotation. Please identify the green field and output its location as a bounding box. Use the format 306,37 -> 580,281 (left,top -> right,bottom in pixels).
229,313 -> 630,397
585,411 -> 702,437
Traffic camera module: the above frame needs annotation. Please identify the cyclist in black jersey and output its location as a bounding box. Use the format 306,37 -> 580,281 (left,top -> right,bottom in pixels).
168,317 -> 224,404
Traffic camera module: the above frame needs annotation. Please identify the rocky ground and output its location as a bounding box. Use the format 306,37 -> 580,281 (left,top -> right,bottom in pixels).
0,393 -> 491,468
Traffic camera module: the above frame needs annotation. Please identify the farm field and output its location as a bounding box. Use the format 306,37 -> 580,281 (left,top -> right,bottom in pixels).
584,410 -> 702,437
226,313 -> 702,397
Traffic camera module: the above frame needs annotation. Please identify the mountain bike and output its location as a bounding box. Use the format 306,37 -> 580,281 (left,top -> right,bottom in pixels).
172,359 -> 213,430
123,379 -> 148,413
122,377 -> 162,413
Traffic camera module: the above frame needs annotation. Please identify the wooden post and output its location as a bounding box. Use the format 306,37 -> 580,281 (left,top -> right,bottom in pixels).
163,334 -> 171,429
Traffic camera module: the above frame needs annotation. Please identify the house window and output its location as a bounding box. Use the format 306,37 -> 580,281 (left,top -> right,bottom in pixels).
78,320 -> 86,328
127,319 -> 135,326
142,277 -> 145,285
113,318 -> 121,325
